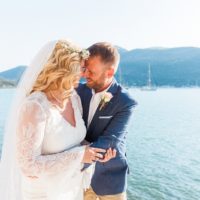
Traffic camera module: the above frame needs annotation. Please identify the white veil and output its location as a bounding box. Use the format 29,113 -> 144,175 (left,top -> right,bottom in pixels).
0,40 -> 57,200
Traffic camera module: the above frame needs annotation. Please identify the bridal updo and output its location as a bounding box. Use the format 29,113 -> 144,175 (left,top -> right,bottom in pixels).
31,40 -> 89,98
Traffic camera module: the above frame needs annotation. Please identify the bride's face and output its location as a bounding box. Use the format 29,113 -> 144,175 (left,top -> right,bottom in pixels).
73,62 -> 84,88
73,74 -> 81,88
61,60 -> 84,90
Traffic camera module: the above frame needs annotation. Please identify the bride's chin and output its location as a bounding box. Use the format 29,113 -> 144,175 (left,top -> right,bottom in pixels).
73,83 -> 79,88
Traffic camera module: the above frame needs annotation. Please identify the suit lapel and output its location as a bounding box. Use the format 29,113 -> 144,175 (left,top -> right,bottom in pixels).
87,79 -> 119,133
82,88 -> 92,128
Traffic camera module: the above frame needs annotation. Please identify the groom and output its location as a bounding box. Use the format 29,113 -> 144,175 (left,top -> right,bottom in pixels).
77,42 -> 137,200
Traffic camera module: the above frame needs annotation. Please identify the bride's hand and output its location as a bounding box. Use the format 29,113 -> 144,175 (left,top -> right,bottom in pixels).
98,148 -> 117,163
82,146 -> 106,163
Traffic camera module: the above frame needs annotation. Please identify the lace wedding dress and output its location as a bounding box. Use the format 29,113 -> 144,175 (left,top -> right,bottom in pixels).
16,90 -> 92,200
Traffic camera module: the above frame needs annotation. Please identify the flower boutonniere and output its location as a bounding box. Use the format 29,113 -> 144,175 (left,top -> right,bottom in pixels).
99,92 -> 113,110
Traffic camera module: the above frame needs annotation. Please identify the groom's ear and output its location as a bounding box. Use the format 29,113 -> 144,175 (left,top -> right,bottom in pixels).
107,67 -> 115,78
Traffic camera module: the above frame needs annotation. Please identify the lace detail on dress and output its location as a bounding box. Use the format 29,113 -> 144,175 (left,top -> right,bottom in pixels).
16,92 -> 85,177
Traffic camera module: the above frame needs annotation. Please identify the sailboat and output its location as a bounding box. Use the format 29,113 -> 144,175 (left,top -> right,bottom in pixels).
141,64 -> 157,91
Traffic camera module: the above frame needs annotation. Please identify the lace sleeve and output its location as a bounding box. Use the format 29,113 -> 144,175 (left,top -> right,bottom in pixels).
16,100 -> 85,177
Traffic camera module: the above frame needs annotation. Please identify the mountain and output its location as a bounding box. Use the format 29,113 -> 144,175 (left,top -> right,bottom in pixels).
0,66 -> 26,84
116,46 -> 128,55
1,47 -> 200,87
116,47 -> 200,87
0,78 -> 16,88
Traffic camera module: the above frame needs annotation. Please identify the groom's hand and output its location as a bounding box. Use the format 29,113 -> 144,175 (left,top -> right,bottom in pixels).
98,147 -> 117,163
82,146 -> 106,163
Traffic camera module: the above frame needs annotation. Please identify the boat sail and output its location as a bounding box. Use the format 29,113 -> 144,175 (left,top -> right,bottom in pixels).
141,64 -> 157,91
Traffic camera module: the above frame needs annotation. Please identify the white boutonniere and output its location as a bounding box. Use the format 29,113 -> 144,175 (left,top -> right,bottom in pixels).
99,92 -> 113,110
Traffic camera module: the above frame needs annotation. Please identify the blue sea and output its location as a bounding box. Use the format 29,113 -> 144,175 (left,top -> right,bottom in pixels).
0,88 -> 200,200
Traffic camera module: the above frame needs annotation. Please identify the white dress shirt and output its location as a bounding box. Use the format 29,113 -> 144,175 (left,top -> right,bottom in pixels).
87,82 -> 112,127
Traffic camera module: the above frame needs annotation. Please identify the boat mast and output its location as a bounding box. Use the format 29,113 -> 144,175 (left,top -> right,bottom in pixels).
147,63 -> 152,87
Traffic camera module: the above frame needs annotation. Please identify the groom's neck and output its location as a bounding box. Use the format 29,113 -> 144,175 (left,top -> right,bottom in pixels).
95,79 -> 113,93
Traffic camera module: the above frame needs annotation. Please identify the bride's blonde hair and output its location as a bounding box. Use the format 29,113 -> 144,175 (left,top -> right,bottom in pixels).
31,40 -> 89,99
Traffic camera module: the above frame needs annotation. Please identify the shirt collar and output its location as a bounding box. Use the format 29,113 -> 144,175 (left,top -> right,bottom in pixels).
91,80 -> 113,96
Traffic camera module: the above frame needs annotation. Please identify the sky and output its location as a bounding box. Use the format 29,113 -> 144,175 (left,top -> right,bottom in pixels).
1,0 -> 200,71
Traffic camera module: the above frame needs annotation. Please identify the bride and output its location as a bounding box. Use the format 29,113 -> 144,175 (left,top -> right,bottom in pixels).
0,40 -> 116,200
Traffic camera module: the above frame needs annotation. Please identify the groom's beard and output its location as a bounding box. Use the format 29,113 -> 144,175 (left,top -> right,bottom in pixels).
86,78 -> 106,92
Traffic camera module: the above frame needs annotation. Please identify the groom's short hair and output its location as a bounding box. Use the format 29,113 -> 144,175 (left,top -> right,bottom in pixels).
87,42 -> 120,72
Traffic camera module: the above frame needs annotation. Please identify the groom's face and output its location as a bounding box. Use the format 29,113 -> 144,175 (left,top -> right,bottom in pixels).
84,56 -> 110,92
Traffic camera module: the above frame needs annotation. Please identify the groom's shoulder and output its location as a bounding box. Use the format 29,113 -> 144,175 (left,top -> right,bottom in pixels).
117,85 -> 137,107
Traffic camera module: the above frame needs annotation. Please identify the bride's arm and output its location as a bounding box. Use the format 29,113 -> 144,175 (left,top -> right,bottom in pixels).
16,100 -> 85,177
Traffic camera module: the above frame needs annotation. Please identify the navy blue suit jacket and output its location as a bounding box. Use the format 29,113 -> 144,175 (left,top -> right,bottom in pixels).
77,79 -> 137,195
